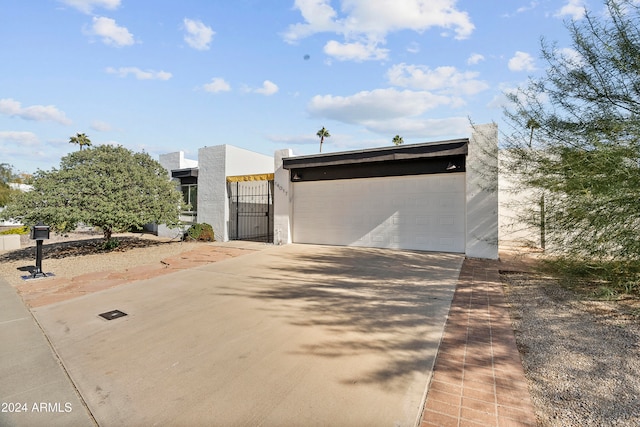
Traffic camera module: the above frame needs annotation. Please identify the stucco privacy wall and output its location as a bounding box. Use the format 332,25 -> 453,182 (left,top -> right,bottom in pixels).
466,123 -> 499,259
274,149 -> 294,245
498,155 -> 542,248
197,145 -> 273,241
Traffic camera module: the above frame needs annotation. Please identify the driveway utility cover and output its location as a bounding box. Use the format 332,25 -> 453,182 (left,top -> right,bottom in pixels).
33,244 -> 463,426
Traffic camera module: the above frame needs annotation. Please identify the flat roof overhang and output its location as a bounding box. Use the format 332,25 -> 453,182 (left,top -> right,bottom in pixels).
283,139 -> 468,169
282,139 -> 468,182
171,168 -> 199,179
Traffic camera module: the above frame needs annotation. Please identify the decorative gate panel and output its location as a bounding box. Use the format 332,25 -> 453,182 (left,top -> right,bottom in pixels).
227,176 -> 274,242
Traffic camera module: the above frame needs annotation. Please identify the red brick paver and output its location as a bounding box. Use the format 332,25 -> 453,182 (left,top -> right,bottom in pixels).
420,258 -> 538,427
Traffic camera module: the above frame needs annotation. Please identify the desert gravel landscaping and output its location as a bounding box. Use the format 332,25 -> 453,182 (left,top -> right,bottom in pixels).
503,272 -> 640,427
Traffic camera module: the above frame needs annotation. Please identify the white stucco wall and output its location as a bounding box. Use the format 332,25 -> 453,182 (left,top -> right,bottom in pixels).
197,145 -> 227,241
466,123 -> 499,259
158,151 -> 198,177
273,149 -> 293,245
225,145 -> 274,177
498,157 -> 543,248
197,145 -> 273,242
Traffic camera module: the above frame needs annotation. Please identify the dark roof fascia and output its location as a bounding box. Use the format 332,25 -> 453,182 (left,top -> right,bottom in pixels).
171,168 -> 199,178
282,138 -> 468,170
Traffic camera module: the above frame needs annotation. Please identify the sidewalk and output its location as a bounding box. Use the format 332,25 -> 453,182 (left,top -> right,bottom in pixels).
419,257 -> 538,427
0,276 -> 96,427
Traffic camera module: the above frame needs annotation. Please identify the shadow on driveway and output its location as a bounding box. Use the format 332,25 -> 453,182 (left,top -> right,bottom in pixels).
32,244 -> 463,427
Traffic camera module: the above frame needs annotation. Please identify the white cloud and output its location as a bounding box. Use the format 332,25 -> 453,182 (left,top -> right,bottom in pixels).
406,42 -> 420,54
323,40 -> 389,61
254,80 -> 279,96
508,51 -> 536,72
516,1 -> 539,14
0,98 -> 72,125
555,0 -> 586,20
58,0 -> 120,14
183,18 -> 215,50
203,77 -> 231,93
467,53 -> 485,65
308,88 -> 452,123
557,47 -> 583,66
90,120 -> 113,132
90,16 -> 135,47
284,0 -> 474,61
387,63 -> 489,96
0,131 -> 39,146
283,0 -> 340,42
491,83 -> 549,110
106,67 -> 172,80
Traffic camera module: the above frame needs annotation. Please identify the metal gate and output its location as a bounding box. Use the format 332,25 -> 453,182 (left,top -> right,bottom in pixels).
227,176 -> 274,242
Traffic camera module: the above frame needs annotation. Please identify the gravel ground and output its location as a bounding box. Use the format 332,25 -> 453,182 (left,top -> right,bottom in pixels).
503,273 -> 640,427
0,230 -> 202,287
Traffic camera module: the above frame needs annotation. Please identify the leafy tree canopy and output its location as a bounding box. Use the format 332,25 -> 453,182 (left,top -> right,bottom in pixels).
1,145 -> 184,242
0,163 -> 20,207
503,0 -> 640,260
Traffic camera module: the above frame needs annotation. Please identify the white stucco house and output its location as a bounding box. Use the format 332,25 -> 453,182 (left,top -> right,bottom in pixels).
158,124 -> 544,260
158,145 -> 274,242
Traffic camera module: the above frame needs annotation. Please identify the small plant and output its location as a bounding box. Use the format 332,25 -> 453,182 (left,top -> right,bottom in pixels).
186,223 -> 214,242
0,225 -> 29,235
101,238 -> 120,251
540,256 -> 640,298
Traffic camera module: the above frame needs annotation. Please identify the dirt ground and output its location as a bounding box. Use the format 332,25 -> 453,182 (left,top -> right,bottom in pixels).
0,232 -> 196,285
0,231 -> 257,307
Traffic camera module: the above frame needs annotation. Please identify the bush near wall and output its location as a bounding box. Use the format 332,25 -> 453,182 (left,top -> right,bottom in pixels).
0,225 -> 29,235
186,223 -> 214,242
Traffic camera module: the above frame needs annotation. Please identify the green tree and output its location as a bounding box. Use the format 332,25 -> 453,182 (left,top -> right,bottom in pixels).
0,163 -> 19,207
1,145 -> 184,244
392,135 -> 404,146
503,0 -> 640,260
69,132 -> 92,151
316,126 -> 330,152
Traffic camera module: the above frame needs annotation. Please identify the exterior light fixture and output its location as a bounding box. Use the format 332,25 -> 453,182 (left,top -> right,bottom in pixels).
446,162 -> 458,171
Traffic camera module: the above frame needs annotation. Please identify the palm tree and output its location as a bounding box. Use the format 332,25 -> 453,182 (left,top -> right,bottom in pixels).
526,119 -> 539,148
69,133 -> 92,151
392,135 -> 404,146
316,127 -> 330,153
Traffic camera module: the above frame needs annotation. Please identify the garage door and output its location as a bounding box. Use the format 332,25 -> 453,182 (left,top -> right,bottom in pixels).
292,173 -> 465,252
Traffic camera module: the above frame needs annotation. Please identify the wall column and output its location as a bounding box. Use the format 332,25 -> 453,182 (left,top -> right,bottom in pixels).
273,149 -> 293,245
466,123 -> 499,259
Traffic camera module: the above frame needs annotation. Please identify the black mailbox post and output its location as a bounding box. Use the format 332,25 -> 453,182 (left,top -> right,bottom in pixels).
30,222 -> 50,278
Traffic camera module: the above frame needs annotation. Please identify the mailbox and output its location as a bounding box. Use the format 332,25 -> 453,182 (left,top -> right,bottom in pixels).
30,222 -> 51,240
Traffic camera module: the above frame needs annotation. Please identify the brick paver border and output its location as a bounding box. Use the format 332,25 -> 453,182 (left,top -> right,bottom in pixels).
420,258 -> 538,427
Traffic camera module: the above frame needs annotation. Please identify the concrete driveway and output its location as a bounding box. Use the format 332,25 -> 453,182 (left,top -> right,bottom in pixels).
33,244 -> 463,426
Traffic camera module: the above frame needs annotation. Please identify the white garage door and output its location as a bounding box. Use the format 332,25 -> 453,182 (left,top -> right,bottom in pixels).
292,173 -> 466,252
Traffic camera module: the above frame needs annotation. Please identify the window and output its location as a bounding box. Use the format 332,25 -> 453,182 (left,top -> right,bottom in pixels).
181,184 -> 197,212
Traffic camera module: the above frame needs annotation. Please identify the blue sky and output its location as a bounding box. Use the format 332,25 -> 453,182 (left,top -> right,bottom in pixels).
1,0 -> 589,174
